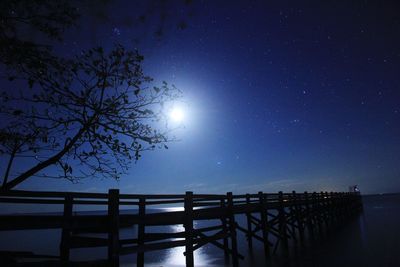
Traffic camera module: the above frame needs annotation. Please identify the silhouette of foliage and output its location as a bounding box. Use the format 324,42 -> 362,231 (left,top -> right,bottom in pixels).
0,1 -> 182,190
0,0 -> 79,75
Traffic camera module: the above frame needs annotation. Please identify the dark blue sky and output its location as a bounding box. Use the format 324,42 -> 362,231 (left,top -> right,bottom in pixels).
11,1 -> 400,194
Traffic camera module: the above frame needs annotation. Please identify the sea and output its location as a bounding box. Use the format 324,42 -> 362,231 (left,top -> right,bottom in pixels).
0,194 -> 399,267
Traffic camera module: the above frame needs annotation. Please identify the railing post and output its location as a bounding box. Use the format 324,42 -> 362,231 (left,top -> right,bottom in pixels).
323,192 -> 330,228
345,192 -> 351,217
312,192 -> 321,233
329,192 -> 335,224
60,194 -> 73,261
293,191 -> 304,243
304,191 -> 313,239
245,194 -> 253,249
357,192 -> 363,211
278,191 -> 289,251
137,196 -> 146,267
258,191 -> 270,257
108,189 -> 120,267
220,198 -> 229,260
338,192 -> 344,220
288,193 -> 296,242
227,192 -> 239,267
318,192 -> 323,227
332,192 -> 337,221
184,191 -> 194,267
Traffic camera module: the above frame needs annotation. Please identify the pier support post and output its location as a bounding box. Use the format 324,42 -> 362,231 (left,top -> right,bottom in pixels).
108,189 -> 120,267
288,193 -> 296,242
357,192 -> 363,211
220,198 -> 229,260
60,194 -> 73,261
323,192 -> 329,228
304,191 -> 313,240
184,191 -> 194,267
293,191 -> 304,243
137,197 -> 146,267
338,192 -> 344,221
227,192 -> 239,267
278,191 -> 289,251
312,192 -> 322,234
258,191 -> 270,257
329,192 -> 335,224
245,194 -> 253,249
345,192 -> 351,217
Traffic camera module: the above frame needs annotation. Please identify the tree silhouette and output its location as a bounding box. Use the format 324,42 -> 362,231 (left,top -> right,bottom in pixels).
0,1 -> 182,190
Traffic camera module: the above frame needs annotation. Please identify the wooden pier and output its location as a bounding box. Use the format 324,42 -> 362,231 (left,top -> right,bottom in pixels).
0,189 -> 363,266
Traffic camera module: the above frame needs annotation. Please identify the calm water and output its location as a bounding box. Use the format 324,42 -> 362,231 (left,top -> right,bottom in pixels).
1,194 -> 399,266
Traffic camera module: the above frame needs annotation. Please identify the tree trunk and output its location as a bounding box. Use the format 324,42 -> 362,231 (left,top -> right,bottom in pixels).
2,146 -> 17,188
1,127 -> 86,191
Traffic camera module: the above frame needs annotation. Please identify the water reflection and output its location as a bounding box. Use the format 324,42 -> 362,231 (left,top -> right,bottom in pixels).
358,212 -> 367,247
164,224 -> 216,267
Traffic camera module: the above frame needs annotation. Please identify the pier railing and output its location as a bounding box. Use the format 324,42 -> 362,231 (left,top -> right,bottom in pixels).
0,190 -> 363,266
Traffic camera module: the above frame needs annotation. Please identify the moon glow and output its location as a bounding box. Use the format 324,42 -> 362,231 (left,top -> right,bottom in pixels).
170,107 -> 184,123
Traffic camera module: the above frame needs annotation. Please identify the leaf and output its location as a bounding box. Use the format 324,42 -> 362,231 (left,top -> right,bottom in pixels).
177,21 -> 187,30
28,79 -> 35,88
13,110 -> 23,116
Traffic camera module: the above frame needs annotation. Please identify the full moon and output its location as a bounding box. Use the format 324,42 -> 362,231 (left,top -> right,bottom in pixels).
169,107 -> 184,123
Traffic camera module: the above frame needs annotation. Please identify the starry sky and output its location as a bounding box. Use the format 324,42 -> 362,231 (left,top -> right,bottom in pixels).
10,1 -> 400,194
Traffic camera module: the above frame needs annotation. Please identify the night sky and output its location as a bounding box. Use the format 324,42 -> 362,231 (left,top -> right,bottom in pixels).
7,1 -> 400,194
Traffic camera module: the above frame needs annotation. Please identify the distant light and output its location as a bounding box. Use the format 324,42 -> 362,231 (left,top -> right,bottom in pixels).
170,107 -> 184,123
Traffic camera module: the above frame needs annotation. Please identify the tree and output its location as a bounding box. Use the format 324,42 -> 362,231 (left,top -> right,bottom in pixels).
0,1 -> 182,190
0,0 -> 79,75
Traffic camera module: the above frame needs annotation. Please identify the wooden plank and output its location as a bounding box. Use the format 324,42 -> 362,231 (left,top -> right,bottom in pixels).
193,201 -> 221,207
0,190 -> 108,199
236,224 -> 273,246
120,193 -> 185,199
0,215 -> 109,231
195,224 -> 224,233
0,251 -> 60,259
69,236 -> 108,248
144,232 -> 186,242
120,240 -> 187,255
0,198 -> 66,204
119,211 -> 184,226
141,199 -> 184,205
196,231 -> 245,260
119,238 -> 138,245
192,230 -> 228,251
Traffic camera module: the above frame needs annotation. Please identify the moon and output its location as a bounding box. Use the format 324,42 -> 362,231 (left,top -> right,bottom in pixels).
169,107 -> 184,123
